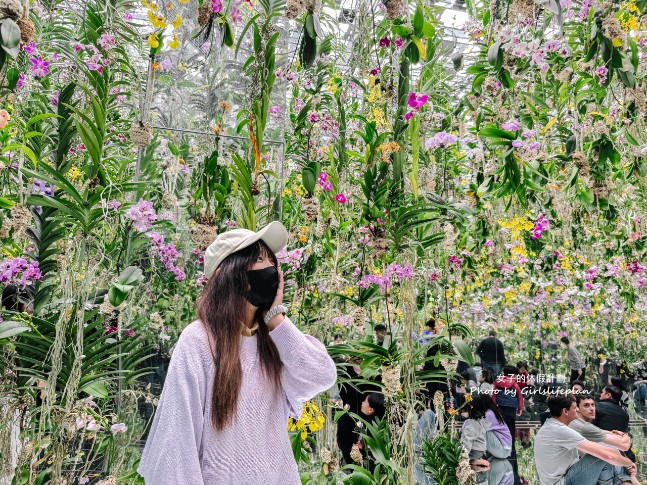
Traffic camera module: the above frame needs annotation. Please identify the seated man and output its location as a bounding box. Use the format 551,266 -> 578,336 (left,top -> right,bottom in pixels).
570,394 -> 632,452
594,385 -> 630,433
534,394 -> 638,485
572,394 -> 640,484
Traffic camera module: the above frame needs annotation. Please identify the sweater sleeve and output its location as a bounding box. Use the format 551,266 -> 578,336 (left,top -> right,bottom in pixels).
515,382 -> 524,411
461,420 -> 477,452
138,323 -> 209,484
461,420 -> 485,454
270,317 -> 337,418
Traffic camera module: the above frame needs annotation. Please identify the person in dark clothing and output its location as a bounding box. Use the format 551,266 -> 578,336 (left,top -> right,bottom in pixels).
492,365 -> 523,485
594,385 -> 630,433
610,376 -> 630,411
423,330 -> 450,408
475,330 -> 506,379
594,348 -> 611,392
561,336 -> 586,385
374,324 -> 387,347
337,359 -> 379,465
516,361 -> 532,391
361,392 -> 386,420
358,393 -> 386,473
1,285 -> 34,314
571,380 -> 586,394
631,355 -> 647,421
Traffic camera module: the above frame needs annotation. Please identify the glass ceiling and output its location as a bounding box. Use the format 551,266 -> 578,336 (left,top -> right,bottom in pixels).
124,0 -> 480,138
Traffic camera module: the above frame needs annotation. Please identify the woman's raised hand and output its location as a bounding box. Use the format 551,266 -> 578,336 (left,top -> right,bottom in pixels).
264,267 -> 285,330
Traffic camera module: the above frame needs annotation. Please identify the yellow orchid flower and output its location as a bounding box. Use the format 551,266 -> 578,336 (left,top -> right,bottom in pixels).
172,14 -> 182,29
148,9 -> 167,28
169,33 -> 179,49
178,0 -> 189,3
147,32 -> 159,49
142,0 -> 158,10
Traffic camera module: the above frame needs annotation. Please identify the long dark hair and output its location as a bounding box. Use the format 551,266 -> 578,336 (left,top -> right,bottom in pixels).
197,240 -> 282,431
469,393 -> 505,423
480,369 -> 493,384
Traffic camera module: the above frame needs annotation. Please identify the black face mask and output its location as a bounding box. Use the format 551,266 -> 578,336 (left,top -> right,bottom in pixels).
245,266 -> 278,309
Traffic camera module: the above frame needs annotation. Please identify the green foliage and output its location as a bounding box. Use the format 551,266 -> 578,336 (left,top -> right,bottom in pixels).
108,266 -> 145,307
421,433 -> 463,484
193,148 -> 233,224
302,161 -> 321,196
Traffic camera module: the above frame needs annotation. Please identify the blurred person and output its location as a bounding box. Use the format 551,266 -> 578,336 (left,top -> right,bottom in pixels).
492,365 -> 524,485
515,361 -> 532,391
594,386 -> 629,434
374,324 -> 388,347
571,380 -> 586,395
594,349 -> 611,392
560,336 -> 585,385
1,284 -> 34,314
461,370 -> 479,394
631,354 -> 647,420
476,330 -> 506,379
534,394 -> 637,485
479,369 -> 494,394
610,376 -> 629,411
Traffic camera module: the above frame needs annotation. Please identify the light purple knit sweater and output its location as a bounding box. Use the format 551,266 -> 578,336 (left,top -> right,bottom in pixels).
138,317 -> 337,484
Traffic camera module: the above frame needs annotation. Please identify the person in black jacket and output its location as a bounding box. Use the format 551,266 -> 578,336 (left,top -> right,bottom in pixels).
336,358 -> 381,466
593,385 -> 629,433
475,330 -> 506,379
423,320 -> 450,407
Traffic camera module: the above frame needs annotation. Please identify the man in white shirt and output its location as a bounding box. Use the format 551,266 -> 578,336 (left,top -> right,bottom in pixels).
534,394 -> 637,485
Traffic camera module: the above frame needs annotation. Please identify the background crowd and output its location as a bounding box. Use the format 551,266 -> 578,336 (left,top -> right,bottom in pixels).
331,318 -> 647,484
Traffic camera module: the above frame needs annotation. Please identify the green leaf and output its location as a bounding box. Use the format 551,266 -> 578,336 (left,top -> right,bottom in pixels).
118,266 -> 144,286
405,42 -> 420,64
618,69 -> 635,88
499,69 -> 514,89
108,286 -> 128,307
234,14 -> 261,59
253,22 -> 262,55
1,19 -> 21,50
223,20 -> 234,47
567,165 -> 579,187
305,13 -> 316,39
0,320 -> 31,340
0,196 -> 13,209
422,21 -> 435,38
80,380 -> 110,398
6,67 -> 19,89
625,131 -> 639,146
566,135 -> 576,157
487,41 -> 501,67
312,12 -> 324,37
21,164 -> 84,205
302,168 -> 316,195
413,4 -> 424,38
479,126 -> 517,140
393,25 -> 413,37
585,39 -> 599,62
466,64 -> 487,75
299,23 -> 317,68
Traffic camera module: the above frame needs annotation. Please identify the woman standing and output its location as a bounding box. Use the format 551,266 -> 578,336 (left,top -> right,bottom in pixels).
138,222 -> 337,484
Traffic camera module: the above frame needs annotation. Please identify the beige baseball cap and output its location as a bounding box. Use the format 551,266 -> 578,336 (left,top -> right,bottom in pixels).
203,221 -> 288,278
